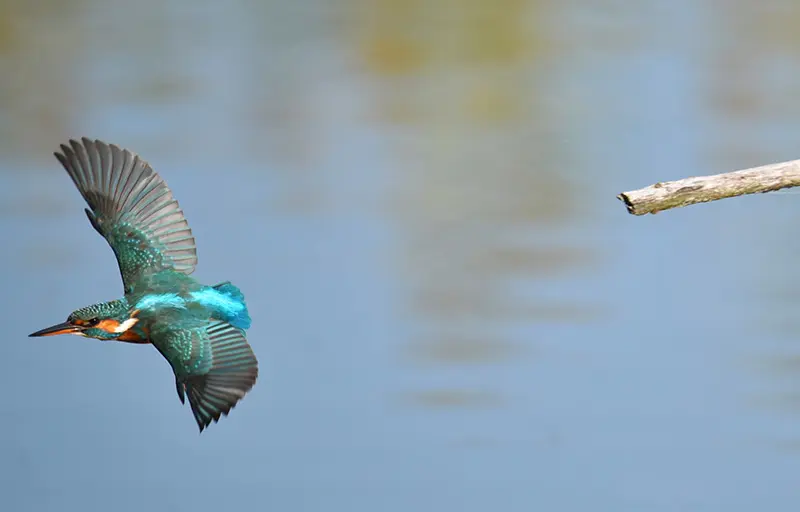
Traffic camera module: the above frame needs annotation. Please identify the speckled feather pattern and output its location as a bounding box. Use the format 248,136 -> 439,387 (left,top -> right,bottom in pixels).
55,138 -> 197,294
132,281 -> 251,331
47,138 -> 258,433
151,321 -> 258,432
68,298 -> 130,323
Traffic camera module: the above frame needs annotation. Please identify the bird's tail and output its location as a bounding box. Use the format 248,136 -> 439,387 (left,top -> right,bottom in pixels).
211,281 -> 252,330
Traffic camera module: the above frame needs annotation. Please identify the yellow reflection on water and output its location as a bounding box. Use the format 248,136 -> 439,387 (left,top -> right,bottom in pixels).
715,0 -> 800,427
0,0 -> 89,158
1,0 -> 605,412
704,0 -> 800,168
351,0 -> 601,408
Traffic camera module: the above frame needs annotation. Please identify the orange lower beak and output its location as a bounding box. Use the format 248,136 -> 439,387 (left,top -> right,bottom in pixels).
29,322 -> 82,337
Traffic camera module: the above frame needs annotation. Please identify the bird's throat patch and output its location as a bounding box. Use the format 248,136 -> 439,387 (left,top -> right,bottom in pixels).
114,317 -> 140,333
95,317 -> 140,334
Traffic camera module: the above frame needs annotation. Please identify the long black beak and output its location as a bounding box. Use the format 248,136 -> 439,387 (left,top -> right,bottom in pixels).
29,322 -> 81,337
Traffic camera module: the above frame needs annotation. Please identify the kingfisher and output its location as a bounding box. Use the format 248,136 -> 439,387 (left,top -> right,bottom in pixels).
29,138 -> 258,433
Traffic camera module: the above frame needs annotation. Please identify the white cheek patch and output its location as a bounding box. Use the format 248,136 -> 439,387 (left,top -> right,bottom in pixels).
114,317 -> 140,333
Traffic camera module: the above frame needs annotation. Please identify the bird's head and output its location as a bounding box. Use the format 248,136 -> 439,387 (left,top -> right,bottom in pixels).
29,300 -> 138,340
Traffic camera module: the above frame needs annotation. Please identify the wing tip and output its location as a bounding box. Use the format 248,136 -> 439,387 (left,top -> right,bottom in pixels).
55,137 -> 107,155
189,388 -> 255,434
53,137 -> 200,282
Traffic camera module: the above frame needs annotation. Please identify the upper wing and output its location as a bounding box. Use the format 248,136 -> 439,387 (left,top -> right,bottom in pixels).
151,321 -> 259,432
54,138 -> 197,294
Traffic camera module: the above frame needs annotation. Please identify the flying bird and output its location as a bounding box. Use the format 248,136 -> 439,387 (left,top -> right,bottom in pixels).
29,138 -> 258,432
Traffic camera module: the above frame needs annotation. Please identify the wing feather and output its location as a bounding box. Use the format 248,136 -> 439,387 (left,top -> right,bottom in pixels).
54,138 -> 198,293
152,321 -> 258,432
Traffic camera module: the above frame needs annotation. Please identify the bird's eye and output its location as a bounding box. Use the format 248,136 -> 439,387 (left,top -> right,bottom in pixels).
88,317 -> 100,326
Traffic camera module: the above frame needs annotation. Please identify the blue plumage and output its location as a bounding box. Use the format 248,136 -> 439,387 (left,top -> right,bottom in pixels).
136,293 -> 185,311
198,283 -> 252,330
31,138 -> 258,433
133,283 -> 251,331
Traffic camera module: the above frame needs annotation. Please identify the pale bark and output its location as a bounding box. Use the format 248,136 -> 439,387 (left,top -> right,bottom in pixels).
618,160 -> 800,215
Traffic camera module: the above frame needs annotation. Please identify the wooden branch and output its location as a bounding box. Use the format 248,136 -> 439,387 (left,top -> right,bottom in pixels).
617,159 -> 800,215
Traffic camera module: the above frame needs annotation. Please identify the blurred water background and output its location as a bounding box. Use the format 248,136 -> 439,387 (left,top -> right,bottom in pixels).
3,1 -> 800,510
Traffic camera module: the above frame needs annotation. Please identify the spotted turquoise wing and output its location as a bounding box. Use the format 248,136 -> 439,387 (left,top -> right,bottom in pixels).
54,138 -> 197,294
151,321 -> 258,432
